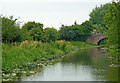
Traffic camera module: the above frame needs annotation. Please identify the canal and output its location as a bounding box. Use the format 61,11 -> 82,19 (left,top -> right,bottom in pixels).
22,47 -> 118,81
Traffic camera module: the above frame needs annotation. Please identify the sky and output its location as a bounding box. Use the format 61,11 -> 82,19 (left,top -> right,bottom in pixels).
0,0 -> 112,30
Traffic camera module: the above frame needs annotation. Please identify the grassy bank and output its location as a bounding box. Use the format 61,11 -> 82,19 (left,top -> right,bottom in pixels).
98,43 -> 119,67
71,41 -> 97,48
105,45 -> 119,67
2,40 -> 95,81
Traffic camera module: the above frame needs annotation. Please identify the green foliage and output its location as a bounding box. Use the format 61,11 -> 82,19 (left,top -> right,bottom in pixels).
2,16 -> 23,43
59,25 -> 75,41
104,1 -> 119,46
89,0 -> 119,61
70,41 -> 97,47
88,0 -> 119,65
44,27 -> 60,42
89,3 -> 111,33
29,27 -> 43,41
80,21 -> 95,38
22,21 -> 43,31
1,16 -> 95,44
59,21 -> 94,41
2,41 -> 77,79
21,21 -> 44,41
103,0 -> 119,64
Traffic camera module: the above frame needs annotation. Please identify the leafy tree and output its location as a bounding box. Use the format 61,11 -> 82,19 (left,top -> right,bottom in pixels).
80,21 -> 94,37
2,16 -> 23,43
89,3 -> 111,33
59,21 -> 94,41
60,25 -> 74,41
22,21 -> 43,31
44,27 -> 59,42
104,0 -> 119,46
21,21 -> 44,41
29,27 -> 43,41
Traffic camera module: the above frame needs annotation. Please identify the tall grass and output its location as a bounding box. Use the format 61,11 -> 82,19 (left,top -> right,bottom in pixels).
2,40 -> 95,81
2,40 -> 77,81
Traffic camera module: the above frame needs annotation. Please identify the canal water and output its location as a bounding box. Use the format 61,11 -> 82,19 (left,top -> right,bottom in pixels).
22,47 -> 118,81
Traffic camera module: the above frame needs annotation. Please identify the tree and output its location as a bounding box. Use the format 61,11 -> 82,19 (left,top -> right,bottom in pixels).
80,20 -> 94,37
21,21 -> 44,41
104,0 -> 119,46
29,27 -> 44,41
89,3 -> 111,33
22,21 -> 43,31
59,21 -> 94,41
59,25 -> 74,41
44,27 -> 59,42
2,16 -> 23,43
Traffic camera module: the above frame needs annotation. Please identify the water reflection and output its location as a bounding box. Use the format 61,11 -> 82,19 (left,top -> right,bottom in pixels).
22,47 -> 118,81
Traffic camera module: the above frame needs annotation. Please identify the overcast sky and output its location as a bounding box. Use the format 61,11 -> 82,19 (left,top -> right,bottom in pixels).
0,0 -> 112,29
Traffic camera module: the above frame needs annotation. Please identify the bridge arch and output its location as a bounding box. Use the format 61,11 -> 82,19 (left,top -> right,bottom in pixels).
86,34 -> 107,45
97,38 -> 107,45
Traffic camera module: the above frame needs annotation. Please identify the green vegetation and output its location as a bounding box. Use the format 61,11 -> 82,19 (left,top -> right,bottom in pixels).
2,16 -> 23,43
1,16 -> 95,43
70,41 -> 97,47
89,0 -> 119,66
1,13 -> 96,82
2,40 -> 74,81
104,1 -> 119,66
44,27 -> 60,42
1,0 -> 119,81
59,21 -> 94,41
21,21 -> 44,42
89,3 -> 111,33
2,40 -> 94,81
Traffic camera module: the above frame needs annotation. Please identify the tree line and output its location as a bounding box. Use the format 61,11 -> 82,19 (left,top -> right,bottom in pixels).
1,17 -> 59,43
1,0 -> 119,49
1,17 -> 95,43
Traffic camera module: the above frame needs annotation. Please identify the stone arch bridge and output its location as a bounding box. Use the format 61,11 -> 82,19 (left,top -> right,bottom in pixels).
86,34 -> 107,45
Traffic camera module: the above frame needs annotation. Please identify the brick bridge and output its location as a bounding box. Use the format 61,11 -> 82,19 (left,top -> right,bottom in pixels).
86,34 -> 107,45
